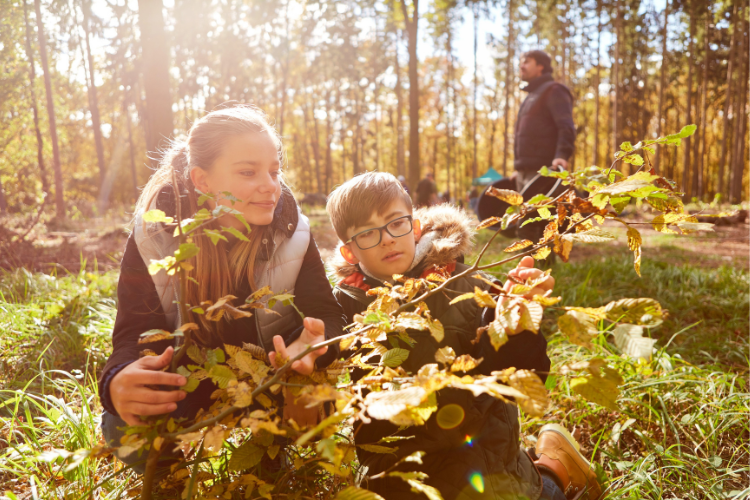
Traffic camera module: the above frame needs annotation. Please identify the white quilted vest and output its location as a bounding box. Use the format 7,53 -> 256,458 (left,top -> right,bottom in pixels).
133,206 -> 311,350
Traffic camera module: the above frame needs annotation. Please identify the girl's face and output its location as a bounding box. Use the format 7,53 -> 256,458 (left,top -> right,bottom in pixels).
191,132 -> 282,230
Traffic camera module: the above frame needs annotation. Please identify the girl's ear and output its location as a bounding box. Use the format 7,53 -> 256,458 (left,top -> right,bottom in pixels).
339,244 -> 359,265
190,167 -> 210,194
413,219 -> 422,243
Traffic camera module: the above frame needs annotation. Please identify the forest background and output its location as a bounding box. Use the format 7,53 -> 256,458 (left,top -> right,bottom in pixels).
0,0 -> 748,221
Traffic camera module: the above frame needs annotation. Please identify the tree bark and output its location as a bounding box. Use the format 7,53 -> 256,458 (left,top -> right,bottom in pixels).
612,0 -> 621,157
324,88 -> 333,194
394,30 -> 406,178
125,98 -> 138,198
137,0 -> 174,163
400,0 -> 420,191
730,12 -> 748,203
718,3 -> 738,198
471,3 -> 479,179
81,0 -> 106,187
445,32 -> 454,200
34,0 -> 64,219
694,11 -> 710,199
23,0 -> 49,199
655,0 -> 669,173
593,0 -> 601,167
682,2 -> 696,196
502,0 -> 515,177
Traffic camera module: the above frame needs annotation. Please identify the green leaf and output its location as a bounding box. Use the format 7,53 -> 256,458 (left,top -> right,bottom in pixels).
208,365 -> 236,389
234,213 -> 251,232
174,242 -> 199,263
357,444 -> 398,454
622,154 -> 644,166
526,194 -> 551,205
228,442 -> 264,471
381,348 -> 410,367
620,141 -> 633,152
268,293 -> 295,309
223,226 -> 251,242
143,209 -> 174,224
204,229 -> 228,245
195,189 -> 215,206
147,256 -> 176,276
610,196 -> 631,214
677,124 -> 697,138
538,207 -> 552,220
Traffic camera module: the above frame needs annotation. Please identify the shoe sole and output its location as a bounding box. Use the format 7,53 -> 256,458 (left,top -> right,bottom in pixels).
538,423 -> 591,468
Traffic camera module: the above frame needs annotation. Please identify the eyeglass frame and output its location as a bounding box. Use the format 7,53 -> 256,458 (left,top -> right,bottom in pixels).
344,215 -> 414,250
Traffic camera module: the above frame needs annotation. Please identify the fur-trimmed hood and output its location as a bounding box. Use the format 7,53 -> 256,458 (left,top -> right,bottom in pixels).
329,204 -> 475,281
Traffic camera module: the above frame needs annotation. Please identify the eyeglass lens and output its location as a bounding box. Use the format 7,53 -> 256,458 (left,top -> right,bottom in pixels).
355,217 -> 412,249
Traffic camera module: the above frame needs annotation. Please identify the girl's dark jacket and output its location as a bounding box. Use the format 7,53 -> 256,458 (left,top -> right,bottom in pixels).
329,205 -> 549,500
100,186 -> 347,420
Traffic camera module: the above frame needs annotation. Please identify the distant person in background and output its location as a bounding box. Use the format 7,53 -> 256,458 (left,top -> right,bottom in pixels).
513,50 -> 575,250
440,190 -> 451,204
513,50 -> 575,191
415,172 -> 438,208
397,175 -> 410,195
468,187 -> 480,214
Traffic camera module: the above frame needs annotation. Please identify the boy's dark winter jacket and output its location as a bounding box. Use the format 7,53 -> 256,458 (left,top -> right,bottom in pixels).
329,205 -> 550,500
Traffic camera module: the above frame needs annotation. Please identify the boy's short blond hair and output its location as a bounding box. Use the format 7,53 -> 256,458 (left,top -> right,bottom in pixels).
326,172 -> 413,242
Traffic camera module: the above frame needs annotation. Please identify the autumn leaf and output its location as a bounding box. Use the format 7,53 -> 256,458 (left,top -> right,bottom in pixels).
532,246 -> 551,260
476,216 -> 503,230
366,386 -> 427,421
503,239 -> 534,253
508,370 -> 548,417
137,329 -> 174,344
613,324 -> 657,360
357,444 -> 398,454
487,320 -> 508,351
142,209 -> 173,224
626,226 -> 642,276
473,287 -> 497,308
449,292 -> 475,305
570,367 -> 623,411
334,486 -> 386,500
485,187 -> 523,205
604,298 -> 663,327
450,354 -> 483,373
208,364 -> 236,389
235,351 -> 270,384
557,310 -> 598,348
553,235 -> 573,262
435,346 -> 457,365
228,441 -> 264,471
381,348 -> 410,367
562,228 -> 616,243
543,221 -> 559,241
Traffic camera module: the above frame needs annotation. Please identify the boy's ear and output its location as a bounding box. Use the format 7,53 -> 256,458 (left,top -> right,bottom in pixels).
413,219 -> 422,243
339,244 -> 359,265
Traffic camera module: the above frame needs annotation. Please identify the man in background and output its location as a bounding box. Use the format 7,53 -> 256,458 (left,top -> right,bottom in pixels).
415,172 -> 438,208
513,50 -> 575,194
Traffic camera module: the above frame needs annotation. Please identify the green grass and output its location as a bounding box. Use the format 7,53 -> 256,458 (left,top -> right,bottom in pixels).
469,230 -> 750,499
0,232 -> 747,499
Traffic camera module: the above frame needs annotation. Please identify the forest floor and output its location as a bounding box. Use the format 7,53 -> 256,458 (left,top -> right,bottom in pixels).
0,203 -> 748,499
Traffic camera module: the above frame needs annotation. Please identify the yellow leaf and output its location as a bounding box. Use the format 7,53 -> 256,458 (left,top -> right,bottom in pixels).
626,227 -> 642,277
532,246 -> 551,260
339,335 -> 356,351
428,318 -> 445,343
485,187 -> 524,205
235,351 -> 270,384
203,425 -> 226,452
230,381 -> 254,408
570,367 -> 623,411
557,310 -> 598,348
153,436 -> 164,452
543,221 -> 559,241
562,228 -> 616,243
508,370 -> 548,417
334,486 -> 386,500
487,320 -> 509,351
473,287 -> 497,308
532,295 -> 562,307
553,235 -> 573,262
450,292 -> 475,305
476,216 -> 503,230
518,301 -> 544,334
503,239 -> 534,253
450,355 -> 483,373
604,298 -> 663,327
435,346 -> 456,365
267,444 -> 280,460
365,386 -> 427,421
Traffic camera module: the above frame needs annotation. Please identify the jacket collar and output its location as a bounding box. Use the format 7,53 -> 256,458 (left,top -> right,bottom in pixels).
522,73 -> 554,93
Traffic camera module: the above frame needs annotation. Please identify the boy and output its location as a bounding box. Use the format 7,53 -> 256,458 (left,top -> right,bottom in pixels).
326,172 -> 602,500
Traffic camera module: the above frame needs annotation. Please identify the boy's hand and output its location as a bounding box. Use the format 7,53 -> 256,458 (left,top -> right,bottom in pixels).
503,256 -> 555,300
269,317 -> 328,376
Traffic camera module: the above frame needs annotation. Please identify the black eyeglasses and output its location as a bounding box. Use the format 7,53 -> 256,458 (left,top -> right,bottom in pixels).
345,215 -> 414,250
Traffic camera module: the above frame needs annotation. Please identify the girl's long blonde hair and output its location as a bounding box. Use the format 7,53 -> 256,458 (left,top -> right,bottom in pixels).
135,105 -> 283,345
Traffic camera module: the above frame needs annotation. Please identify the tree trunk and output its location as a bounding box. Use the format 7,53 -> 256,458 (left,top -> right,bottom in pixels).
612,0 -> 620,157
324,88 -> 333,194
34,0 -> 64,219
125,98 -> 138,198
81,0 -> 106,187
655,0 -> 669,173
471,3 -> 478,179
695,11 -> 710,199
137,0 -> 174,163
502,0 -> 515,177
303,91 -> 323,193
682,2 -> 696,196
718,2 -> 738,198
730,12 -> 748,204
400,0 -> 420,191
23,0 -> 49,199
487,78 -> 501,170
394,30 -> 406,178
445,32 -> 454,200
593,0 -> 601,167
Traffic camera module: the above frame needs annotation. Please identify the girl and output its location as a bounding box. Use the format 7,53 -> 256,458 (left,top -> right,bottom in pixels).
100,105 -> 346,471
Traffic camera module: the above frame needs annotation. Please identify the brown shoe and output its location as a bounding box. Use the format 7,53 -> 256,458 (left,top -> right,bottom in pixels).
533,424 -> 603,500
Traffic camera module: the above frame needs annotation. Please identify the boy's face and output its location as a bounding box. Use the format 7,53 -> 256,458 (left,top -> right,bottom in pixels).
340,200 -> 422,282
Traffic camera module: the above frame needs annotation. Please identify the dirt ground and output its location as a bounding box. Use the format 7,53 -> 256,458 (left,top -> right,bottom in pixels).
1,205 -> 747,273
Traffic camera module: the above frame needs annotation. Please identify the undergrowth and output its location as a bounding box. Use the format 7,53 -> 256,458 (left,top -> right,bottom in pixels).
0,246 -> 748,499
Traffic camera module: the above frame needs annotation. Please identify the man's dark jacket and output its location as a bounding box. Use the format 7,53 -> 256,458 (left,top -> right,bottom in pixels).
514,73 -> 575,173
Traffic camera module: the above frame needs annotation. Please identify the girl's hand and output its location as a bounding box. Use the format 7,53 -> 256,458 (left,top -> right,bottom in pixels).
109,346 -> 187,427
503,256 -> 555,300
268,317 -> 328,376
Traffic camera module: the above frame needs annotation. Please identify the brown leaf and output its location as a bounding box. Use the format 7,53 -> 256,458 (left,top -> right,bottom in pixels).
556,202 -> 568,227
543,221 -> 559,242
450,354 -> 483,373
485,187 -> 524,205
476,216 -> 503,230
503,239 -> 534,253
508,370 -> 548,417
626,227 -> 642,277
571,198 -> 607,215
